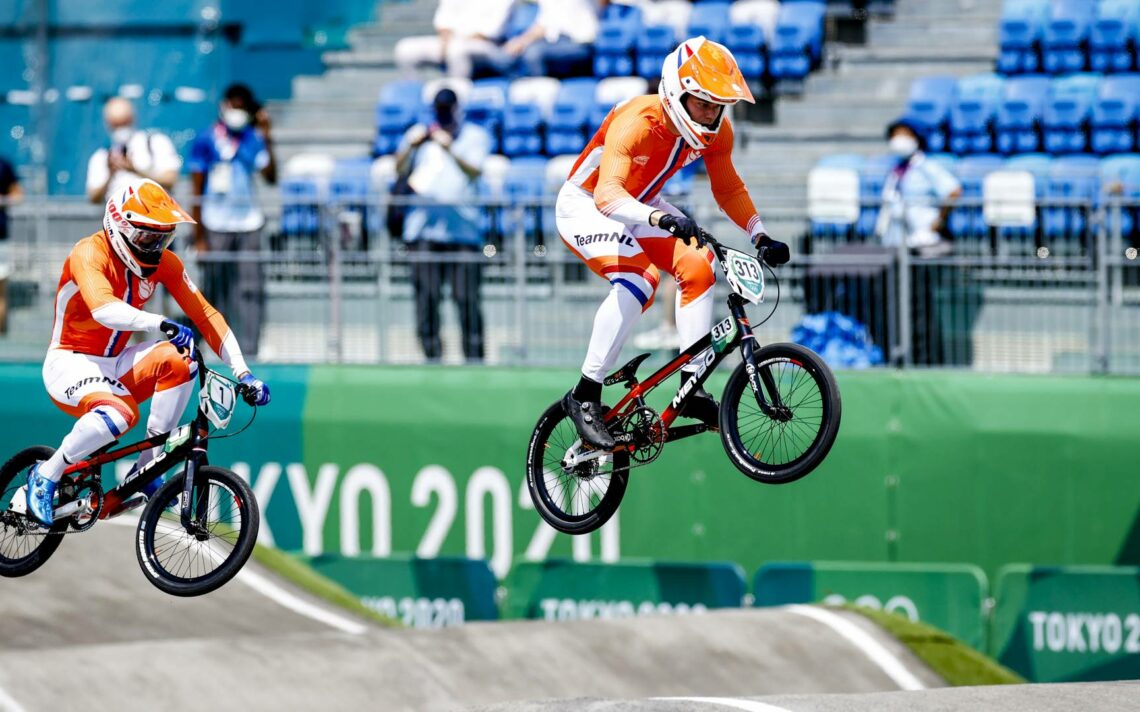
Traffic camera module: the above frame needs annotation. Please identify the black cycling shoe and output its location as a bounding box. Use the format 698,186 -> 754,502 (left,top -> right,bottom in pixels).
679,386 -> 720,426
562,391 -> 616,450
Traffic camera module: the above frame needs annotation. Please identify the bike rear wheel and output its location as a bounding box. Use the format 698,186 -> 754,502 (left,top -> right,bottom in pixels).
0,446 -> 70,577
719,342 -> 842,484
136,465 -> 259,597
526,399 -> 629,535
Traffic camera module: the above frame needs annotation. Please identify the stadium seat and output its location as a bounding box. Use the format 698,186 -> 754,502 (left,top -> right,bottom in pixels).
500,156 -> 548,241
466,78 -> 511,153
281,176 -> 324,238
590,76 -> 650,133
637,25 -> 677,79
817,154 -> 866,170
726,23 -> 767,80
1042,0 -> 1096,74
594,16 -> 638,77
1092,0 -> 1140,73
995,75 -> 1050,154
642,0 -> 693,40
856,154 -> 896,238
998,153 -> 1052,243
1042,73 -> 1100,154
687,2 -> 732,45
1101,153 -> 1140,238
998,0 -> 1050,74
373,80 -> 424,157
1041,155 -> 1101,242
949,154 -> 1005,239
808,166 -> 860,241
329,157 -> 376,247
502,103 -> 545,157
545,78 -> 599,156
1091,73 -> 1140,153
949,74 -> 1005,155
769,1 -> 825,81
905,76 -> 958,153
476,154 -> 511,236
730,0 -> 781,42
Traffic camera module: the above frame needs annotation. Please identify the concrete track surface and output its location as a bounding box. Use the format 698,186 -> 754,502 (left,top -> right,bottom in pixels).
0,523 -> 1131,712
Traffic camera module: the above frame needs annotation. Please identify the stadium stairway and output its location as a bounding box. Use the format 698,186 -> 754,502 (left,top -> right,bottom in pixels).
737,0 -> 1002,214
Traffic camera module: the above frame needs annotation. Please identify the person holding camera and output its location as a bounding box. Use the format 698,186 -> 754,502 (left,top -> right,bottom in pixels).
85,96 -> 180,204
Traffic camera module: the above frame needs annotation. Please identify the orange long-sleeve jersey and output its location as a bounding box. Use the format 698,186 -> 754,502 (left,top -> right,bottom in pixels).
566,94 -> 765,237
51,231 -> 242,367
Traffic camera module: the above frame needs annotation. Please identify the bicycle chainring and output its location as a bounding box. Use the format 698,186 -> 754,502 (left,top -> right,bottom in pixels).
616,406 -> 665,466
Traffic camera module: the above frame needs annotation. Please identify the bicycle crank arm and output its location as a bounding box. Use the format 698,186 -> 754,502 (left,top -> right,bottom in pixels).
51,495 -> 99,522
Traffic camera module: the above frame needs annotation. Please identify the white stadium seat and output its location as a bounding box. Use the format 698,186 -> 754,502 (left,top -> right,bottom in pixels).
807,167 -> 861,225
983,170 -> 1037,227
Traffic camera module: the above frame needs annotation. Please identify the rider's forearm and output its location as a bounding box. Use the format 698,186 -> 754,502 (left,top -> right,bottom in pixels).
219,331 -> 251,379
91,302 -> 166,332
596,192 -> 656,227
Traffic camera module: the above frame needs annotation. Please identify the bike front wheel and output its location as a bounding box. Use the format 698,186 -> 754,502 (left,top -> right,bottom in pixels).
526,399 -> 629,535
136,465 -> 259,597
0,446 -> 70,577
719,343 -> 842,484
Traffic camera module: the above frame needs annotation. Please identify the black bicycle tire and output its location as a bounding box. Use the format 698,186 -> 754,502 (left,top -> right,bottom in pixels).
136,465 -> 259,597
719,342 -> 842,484
526,399 -> 629,535
0,446 -> 70,577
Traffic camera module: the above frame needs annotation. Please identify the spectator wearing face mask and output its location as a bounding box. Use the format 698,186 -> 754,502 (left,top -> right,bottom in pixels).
85,96 -> 181,204
188,83 -> 277,359
394,88 -> 490,362
875,117 -> 962,258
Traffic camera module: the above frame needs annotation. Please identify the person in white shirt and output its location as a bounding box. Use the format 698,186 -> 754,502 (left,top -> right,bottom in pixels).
85,97 -> 181,204
504,0 -> 606,77
395,0 -> 516,78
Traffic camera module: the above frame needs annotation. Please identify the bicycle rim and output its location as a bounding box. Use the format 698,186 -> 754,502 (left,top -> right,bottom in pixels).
143,476 -> 248,585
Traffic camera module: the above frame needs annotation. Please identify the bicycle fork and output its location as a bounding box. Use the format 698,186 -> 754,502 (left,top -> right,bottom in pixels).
729,295 -> 791,421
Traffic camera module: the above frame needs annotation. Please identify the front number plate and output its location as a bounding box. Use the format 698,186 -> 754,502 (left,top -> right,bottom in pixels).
724,248 -> 765,304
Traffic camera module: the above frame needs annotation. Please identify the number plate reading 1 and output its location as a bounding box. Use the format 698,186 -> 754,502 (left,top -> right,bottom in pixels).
724,249 -> 765,304
199,372 -> 236,430
164,424 -> 192,453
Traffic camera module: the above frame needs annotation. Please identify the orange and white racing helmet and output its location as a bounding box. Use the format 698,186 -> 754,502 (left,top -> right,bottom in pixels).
104,179 -> 196,278
659,36 -> 755,150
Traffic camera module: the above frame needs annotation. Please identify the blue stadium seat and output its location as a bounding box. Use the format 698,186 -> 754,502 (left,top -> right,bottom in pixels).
995,75 -> 1051,154
1101,153 -> 1140,238
857,154 -> 896,238
905,76 -> 958,153
1041,155 -> 1100,241
1042,0 -> 1096,74
1042,73 -> 1100,154
726,23 -> 767,79
688,2 -> 733,45
466,78 -> 510,154
1091,73 -> 1140,153
637,25 -> 677,79
1092,0 -> 1140,73
373,80 -> 424,157
330,157 -> 376,245
501,103 -> 545,157
594,17 -> 638,77
998,0 -> 1050,74
500,156 -> 547,241
545,78 -> 599,156
949,154 -> 1004,239
281,176 -> 323,238
768,1 -> 825,81
949,74 -> 1005,155
817,154 -> 866,170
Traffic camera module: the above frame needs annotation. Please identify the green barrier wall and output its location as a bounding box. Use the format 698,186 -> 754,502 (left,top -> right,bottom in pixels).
504,559 -> 747,620
305,554 -> 498,627
2,364 -> 1138,583
753,561 -> 989,650
991,565 -> 1140,682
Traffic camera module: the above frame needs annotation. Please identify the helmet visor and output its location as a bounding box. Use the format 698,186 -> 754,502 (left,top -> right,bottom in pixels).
128,224 -> 176,257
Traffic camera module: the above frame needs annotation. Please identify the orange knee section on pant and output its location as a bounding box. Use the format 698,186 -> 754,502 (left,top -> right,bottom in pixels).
120,342 -> 194,398
674,250 -> 716,307
51,393 -> 140,430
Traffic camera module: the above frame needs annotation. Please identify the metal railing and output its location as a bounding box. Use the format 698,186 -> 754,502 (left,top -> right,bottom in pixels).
2,193 -> 1139,374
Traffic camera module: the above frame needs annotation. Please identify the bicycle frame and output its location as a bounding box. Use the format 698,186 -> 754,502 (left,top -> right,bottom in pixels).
601,236 -> 790,445
55,348 -> 221,526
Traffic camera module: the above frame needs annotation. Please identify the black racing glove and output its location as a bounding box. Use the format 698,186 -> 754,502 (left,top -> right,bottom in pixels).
755,234 -> 790,266
657,213 -> 705,248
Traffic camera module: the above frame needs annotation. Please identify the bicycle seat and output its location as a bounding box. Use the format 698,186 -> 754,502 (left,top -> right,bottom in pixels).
604,353 -> 652,387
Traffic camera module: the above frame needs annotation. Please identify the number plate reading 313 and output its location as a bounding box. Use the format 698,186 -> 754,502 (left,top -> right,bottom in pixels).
724,249 -> 765,304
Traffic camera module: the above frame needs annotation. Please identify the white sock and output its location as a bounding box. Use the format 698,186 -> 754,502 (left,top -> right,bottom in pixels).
581,283 -> 646,382
135,380 -> 195,473
40,406 -> 129,483
676,289 -> 714,373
